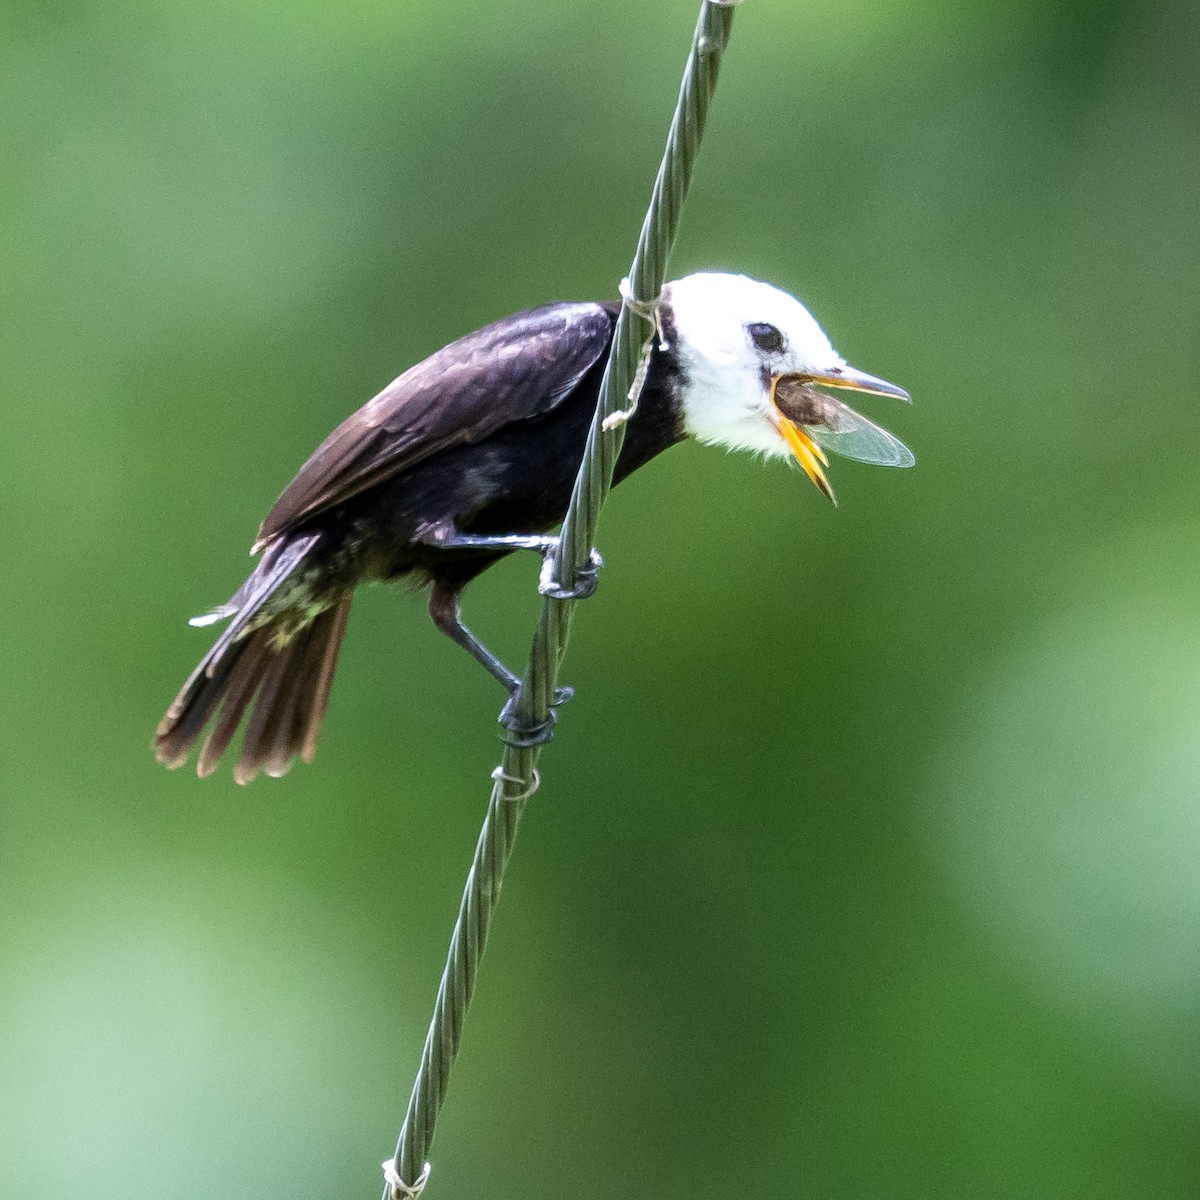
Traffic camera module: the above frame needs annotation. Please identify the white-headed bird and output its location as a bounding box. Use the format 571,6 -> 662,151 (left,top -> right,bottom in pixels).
156,272 -> 912,781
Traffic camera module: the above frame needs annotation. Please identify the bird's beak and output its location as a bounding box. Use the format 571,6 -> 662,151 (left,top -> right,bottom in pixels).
799,365 -> 911,403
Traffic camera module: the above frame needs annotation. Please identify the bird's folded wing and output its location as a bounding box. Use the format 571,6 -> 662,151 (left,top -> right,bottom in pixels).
254,302 -> 614,550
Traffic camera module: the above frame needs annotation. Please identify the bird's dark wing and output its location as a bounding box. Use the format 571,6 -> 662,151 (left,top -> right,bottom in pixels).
254,302 -> 614,549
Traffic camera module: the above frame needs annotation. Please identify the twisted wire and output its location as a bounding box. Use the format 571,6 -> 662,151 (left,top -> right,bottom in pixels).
384,6 -> 738,1195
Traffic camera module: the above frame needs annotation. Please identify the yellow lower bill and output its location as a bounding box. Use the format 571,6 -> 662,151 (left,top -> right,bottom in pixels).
778,418 -> 835,503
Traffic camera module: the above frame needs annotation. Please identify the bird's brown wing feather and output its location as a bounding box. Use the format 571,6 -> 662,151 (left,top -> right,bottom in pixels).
254,302 -> 614,549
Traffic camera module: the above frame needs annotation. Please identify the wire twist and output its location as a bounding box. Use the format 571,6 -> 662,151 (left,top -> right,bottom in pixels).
382,1159 -> 430,1199
383,6 -> 739,1195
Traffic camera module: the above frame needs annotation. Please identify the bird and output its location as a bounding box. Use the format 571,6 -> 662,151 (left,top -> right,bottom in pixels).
155,272 -> 913,783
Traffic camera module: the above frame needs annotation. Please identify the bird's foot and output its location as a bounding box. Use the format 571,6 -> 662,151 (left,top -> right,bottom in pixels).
414,522 -> 602,600
538,547 -> 603,601
497,684 -> 575,748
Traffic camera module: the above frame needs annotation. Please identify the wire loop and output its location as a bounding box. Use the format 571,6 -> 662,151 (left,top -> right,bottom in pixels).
382,1159 -> 431,1200
603,277 -> 667,430
490,764 -> 541,801
618,275 -> 663,324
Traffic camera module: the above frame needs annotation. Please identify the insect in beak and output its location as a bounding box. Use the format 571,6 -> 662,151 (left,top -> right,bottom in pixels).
770,368 -> 914,503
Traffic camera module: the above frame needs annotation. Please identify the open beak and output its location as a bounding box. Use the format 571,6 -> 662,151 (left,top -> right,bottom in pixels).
769,364 -> 910,504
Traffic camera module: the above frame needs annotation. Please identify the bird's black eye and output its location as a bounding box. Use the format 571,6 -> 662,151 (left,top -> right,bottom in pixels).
747,322 -> 785,354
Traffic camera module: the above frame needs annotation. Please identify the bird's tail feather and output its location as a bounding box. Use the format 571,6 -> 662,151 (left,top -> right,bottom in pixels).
188,534 -> 320,655
155,592 -> 352,783
155,533 -> 352,782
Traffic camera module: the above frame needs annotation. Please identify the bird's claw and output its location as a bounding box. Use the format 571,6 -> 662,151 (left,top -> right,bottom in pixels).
498,707 -> 557,748
538,547 -> 603,601
497,685 -> 574,748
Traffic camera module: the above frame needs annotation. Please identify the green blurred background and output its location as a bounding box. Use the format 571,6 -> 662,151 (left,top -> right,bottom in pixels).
4,0 -> 1200,1195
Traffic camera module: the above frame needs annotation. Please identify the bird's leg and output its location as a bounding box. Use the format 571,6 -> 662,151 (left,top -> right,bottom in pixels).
427,582 -> 573,747
415,521 -> 603,602
428,583 -> 520,692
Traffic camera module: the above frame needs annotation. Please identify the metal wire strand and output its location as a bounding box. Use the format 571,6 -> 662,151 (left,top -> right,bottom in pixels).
383,5 -> 739,1195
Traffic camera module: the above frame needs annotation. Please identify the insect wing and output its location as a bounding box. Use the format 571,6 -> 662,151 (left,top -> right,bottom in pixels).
807,399 -> 915,468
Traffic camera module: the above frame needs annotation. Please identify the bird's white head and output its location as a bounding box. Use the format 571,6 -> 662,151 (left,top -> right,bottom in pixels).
662,272 -> 913,500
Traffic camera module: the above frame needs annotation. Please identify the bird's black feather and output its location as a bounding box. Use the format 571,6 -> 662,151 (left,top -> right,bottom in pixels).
255,302 -> 614,549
